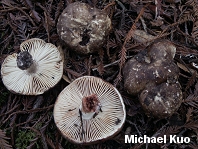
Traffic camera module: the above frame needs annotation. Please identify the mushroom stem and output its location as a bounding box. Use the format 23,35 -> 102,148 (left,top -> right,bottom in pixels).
17,51 -> 37,73
80,94 -> 101,120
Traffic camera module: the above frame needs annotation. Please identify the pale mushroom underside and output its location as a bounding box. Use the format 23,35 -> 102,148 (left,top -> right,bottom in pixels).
54,76 -> 126,144
1,38 -> 63,95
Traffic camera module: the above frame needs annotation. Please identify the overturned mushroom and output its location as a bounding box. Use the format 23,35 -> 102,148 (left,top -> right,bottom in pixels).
57,2 -> 111,54
123,40 -> 183,118
53,76 -> 126,144
1,38 -> 63,95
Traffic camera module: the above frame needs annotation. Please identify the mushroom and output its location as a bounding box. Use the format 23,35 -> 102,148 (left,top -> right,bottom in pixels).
122,40 -> 183,118
139,80 -> 183,118
57,2 -> 111,54
53,76 -> 126,144
1,38 -> 63,95
123,40 -> 179,95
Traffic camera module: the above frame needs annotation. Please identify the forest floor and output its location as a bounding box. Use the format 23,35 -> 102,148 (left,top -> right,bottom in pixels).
0,0 -> 198,149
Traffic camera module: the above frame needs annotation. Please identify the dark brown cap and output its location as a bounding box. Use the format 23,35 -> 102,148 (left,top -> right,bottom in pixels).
139,81 -> 183,118
57,2 -> 111,54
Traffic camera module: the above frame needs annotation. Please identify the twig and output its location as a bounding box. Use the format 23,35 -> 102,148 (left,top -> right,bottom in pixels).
11,7 -> 36,26
115,0 -> 126,11
103,0 -> 116,11
92,56 -> 133,71
2,105 -> 54,124
0,7 -> 28,12
161,129 -> 187,148
140,16 -> 147,32
126,120 -> 142,137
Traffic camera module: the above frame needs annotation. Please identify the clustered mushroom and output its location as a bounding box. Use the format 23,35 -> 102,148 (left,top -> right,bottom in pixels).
53,76 -> 126,144
57,2 -> 111,54
1,38 -> 63,95
123,40 -> 183,118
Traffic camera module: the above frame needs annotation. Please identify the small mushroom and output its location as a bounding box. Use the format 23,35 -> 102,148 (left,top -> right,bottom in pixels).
57,2 -> 111,54
139,81 -> 183,118
53,76 -> 126,144
123,40 -> 179,95
1,38 -> 63,95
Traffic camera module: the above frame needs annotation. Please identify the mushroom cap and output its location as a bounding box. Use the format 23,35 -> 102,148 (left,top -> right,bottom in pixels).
1,38 -> 63,95
148,40 -> 176,61
53,76 -> 126,144
57,2 -> 111,54
123,57 -> 179,95
139,81 -> 183,118
123,40 -> 179,95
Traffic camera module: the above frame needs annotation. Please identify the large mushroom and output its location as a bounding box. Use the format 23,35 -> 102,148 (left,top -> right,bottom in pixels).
57,2 -> 111,54
1,38 -> 63,95
123,40 -> 183,118
53,76 -> 126,144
